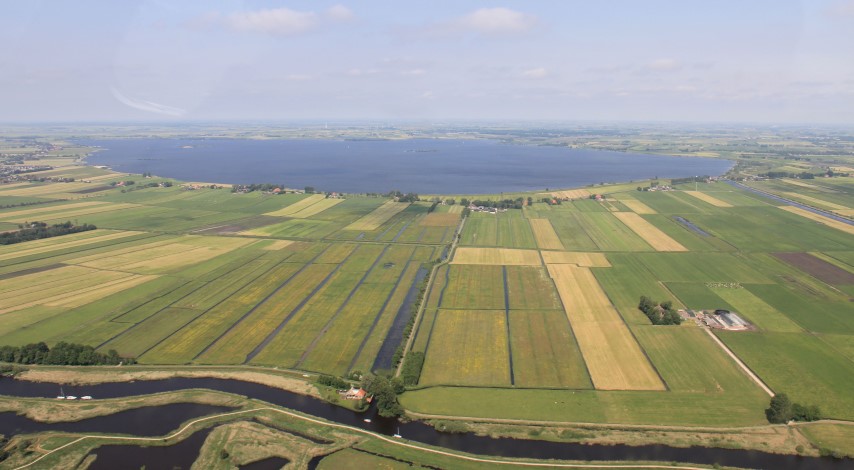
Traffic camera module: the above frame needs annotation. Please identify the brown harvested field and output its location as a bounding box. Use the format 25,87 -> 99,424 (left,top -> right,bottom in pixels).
542,188 -> 591,199
344,201 -> 409,230
620,199 -> 657,214
682,191 -> 733,208
773,252 -> 854,284
540,251 -> 611,267
451,247 -> 542,266
419,212 -> 460,227
780,206 -> 854,236
612,212 -> 688,252
547,264 -> 664,391
529,218 -> 565,250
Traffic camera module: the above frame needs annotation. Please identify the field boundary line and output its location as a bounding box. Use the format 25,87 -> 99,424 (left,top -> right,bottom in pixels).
13,405 -> 710,470
701,327 -> 774,397
396,216 -> 466,377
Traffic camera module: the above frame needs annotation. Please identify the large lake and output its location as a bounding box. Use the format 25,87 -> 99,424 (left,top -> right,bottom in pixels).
80,138 -> 732,194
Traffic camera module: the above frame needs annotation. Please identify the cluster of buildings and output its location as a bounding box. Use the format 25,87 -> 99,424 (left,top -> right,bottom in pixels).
679,308 -> 751,331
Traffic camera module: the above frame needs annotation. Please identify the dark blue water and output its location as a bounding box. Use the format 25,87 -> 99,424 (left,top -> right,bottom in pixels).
79,138 -> 732,194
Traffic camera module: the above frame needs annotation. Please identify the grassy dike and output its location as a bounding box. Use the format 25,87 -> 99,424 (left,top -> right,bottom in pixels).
0,374 -> 734,470
2,366 -> 852,469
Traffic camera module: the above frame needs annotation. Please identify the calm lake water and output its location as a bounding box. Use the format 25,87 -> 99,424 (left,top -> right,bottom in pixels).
79,138 -> 732,194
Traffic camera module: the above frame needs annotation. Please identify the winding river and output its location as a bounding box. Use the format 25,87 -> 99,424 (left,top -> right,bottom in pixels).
1,376 -> 849,469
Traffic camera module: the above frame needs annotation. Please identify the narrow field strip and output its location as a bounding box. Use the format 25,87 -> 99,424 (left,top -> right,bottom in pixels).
681,191 -> 733,208
0,203 -> 141,223
612,212 -> 688,252
0,230 -> 142,262
779,178 -> 836,192
0,201 -> 106,219
285,197 -> 344,218
619,199 -> 657,214
451,247 -> 542,266
780,206 -> 854,236
345,201 -> 410,231
263,194 -> 326,217
781,192 -> 847,211
0,182 -> 94,196
43,275 -> 158,309
547,264 -> 664,391
540,251 -> 611,267
529,218 -> 565,250
542,188 -> 591,199
420,212 -> 460,227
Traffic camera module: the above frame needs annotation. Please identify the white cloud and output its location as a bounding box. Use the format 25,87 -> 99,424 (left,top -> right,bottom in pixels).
326,5 -> 355,22
646,58 -> 681,71
225,8 -> 319,36
522,67 -> 548,79
452,8 -> 537,35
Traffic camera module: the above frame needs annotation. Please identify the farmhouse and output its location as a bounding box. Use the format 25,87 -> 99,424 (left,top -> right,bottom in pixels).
343,387 -> 368,400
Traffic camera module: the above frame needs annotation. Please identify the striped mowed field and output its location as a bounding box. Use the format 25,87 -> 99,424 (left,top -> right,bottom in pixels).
529,218 -> 565,250
612,212 -> 688,252
344,201 -> 410,230
619,198 -> 657,214
451,247 -> 542,265
780,206 -> 854,236
682,191 -> 733,208
540,251 -> 610,267
547,263 -> 665,391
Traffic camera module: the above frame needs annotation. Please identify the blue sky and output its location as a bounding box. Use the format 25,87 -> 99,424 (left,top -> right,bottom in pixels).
1,1 -> 853,123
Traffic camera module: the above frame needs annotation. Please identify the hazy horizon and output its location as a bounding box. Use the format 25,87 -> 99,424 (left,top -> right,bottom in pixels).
2,1 -> 853,124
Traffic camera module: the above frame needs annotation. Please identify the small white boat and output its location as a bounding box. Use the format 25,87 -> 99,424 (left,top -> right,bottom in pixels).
81,396 -> 93,400
57,387 -> 66,399
363,418 -> 371,423
393,427 -> 402,438
65,395 -> 77,400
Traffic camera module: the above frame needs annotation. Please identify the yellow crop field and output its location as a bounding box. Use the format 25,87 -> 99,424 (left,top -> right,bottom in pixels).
69,236 -> 252,273
262,240 -> 294,250
43,274 -> 157,309
264,194 -> 326,216
541,188 -> 590,200
540,251 -> 611,267
547,264 -> 664,391
780,206 -> 854,236
682,191 -> 733,208
0,267 -> 139,314
0,203 -> 141,223
780,178 -> 822,189
0,230 -> 142,262
419,310 -> 510,386
0,182 -> 94,196
0,201 -> 106,219
620,199 -> 657,214
451,247 -> 542,266
612,212 -> 688,252
782,192 -> 847,211
420,213 -> 460,227
344,201 -> 409,231
285,198 -> 344,218
529,218 -> 565,250
447,205 -> 464,214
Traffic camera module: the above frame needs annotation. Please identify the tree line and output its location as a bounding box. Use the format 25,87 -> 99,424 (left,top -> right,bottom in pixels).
638,296 -> 682,325
0,221 -> 96,245
0,342 -> 136,365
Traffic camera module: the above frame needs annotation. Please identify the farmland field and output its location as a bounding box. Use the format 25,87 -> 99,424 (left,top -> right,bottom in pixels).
1,156 -> 854,442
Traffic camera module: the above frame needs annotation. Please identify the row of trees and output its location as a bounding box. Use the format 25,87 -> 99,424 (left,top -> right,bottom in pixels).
469,198 -> 524,209
0,342 -> 136,365
386,190 -> 419,203
0,221 -> 96,245
637,296 -> 682,325
766,393 -> 822,423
